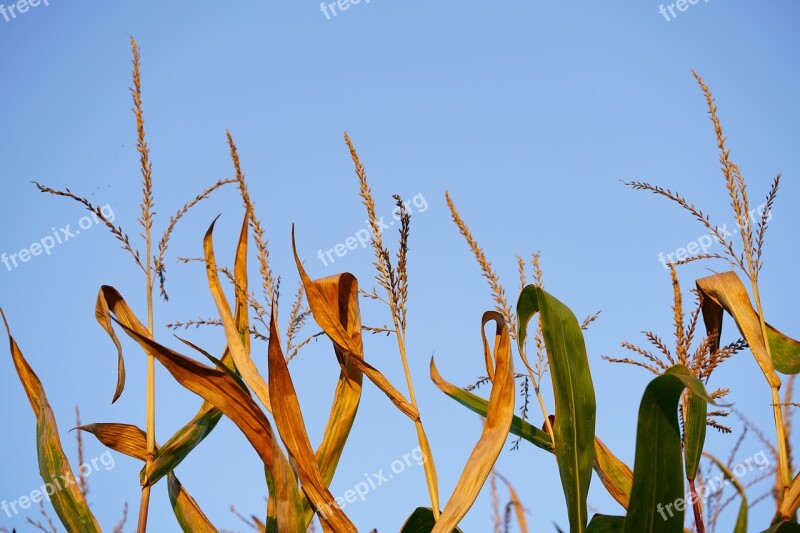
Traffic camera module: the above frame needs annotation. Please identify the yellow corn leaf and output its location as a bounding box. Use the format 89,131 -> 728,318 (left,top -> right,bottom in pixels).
267,308 -> 357,531
292,228 -> 418,421
3,310 -> 102,532
431,311 -> 515,531
203,216 -> 272,412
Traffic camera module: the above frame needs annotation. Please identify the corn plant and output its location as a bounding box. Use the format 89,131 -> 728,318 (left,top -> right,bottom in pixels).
4,39 -> 800,533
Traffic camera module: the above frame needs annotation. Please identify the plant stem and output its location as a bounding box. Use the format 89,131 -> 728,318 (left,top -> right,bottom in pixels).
394,325 -> 440,519
137,224 -> 156,532
750,279 -> 791,492
534,385 -> 554,441
688,478 -> 705,533
519,341 -> 554,442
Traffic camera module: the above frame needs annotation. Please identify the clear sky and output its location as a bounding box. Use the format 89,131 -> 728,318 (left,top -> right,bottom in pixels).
1,1 -> 799,531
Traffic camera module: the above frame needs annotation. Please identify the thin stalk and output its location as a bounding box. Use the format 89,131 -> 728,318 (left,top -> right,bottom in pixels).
519,342 -> 554,441
131,36 -> 156,533
749,276 -> 790,491
137,247 -> 156,532
393,322 -> 440,518
688,478 -> 705,533
534,384 -> 554,440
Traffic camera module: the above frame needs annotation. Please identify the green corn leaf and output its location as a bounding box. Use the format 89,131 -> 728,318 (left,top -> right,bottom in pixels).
587,514 -> 625,533
624,365 -> 713,533
518,285 -> 596,533
399,508 -> 461,533
431,368 -> 632,509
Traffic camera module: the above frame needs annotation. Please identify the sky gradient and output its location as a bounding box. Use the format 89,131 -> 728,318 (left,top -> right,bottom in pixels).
1,2 -> 799,531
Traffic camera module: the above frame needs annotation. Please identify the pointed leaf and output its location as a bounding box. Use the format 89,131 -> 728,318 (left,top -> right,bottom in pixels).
624,365 -> 713,533
587,514 -> 625,533
76,423 -> 148,461
204,216 -> 272,412
518,286 -> 596,533
3,311 -> 102,532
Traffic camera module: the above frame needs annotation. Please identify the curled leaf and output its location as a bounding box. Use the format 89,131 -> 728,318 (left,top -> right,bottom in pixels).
696,271 -> 780,386
292,227 -> 418,421
430,311 -> 515,532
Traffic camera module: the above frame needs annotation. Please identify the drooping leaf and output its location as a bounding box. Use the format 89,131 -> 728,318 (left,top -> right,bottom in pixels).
292,227 -> 419,421
587,514 -> 625,533
766,324 -> 800,375
430,311 -> 515,532
399,508 -> 462,533
94,287 -> 126,402
3,310 -> 102,532
517,286 -> 596,533
703,452 -> 747,533
294,271 -> 365,526
431,369 -> 553,452
99,287 -> 305,531
267,307 -> 357,531
75,422 -> 217,532
431,366 -> 632,509
696,271 -> 781,385
624,365 -> 713,533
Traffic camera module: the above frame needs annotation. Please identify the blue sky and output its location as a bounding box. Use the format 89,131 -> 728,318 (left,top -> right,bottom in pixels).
1,1 -> 799,531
